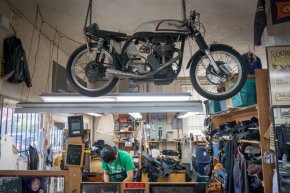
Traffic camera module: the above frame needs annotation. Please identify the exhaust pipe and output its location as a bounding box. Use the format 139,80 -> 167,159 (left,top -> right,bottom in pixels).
106,49 -> 182,79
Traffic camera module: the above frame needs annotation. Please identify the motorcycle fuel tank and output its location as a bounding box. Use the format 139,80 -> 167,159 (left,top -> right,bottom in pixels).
134,19 -> 189,34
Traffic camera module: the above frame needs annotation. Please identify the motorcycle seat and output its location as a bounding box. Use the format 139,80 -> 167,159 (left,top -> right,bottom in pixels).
85,23 -> 127,41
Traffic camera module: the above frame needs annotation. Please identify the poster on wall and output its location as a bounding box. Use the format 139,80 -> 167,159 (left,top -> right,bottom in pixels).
266,46 -> 290,106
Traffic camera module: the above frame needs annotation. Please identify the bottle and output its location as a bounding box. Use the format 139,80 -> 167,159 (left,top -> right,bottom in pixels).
282,154 -> 287,169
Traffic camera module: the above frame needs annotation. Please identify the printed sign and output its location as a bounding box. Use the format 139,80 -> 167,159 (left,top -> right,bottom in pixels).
66,143 -> 84,166
125,183 -> 146,189
267,46 -> 290,105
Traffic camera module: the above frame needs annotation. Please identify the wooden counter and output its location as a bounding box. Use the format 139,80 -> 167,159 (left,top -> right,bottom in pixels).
141,170 -> 186,182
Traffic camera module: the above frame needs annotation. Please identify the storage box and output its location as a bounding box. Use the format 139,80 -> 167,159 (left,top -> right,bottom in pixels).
231,79 -> 257,107
204,100 -> 221,115
204,99 -> 227,115
195,146 -> 210,163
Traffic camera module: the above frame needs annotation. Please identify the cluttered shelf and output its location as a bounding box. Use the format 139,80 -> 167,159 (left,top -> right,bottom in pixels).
113,140 -> 135,144
208,70 -> 273,193
238,139 -> 260,145
113,130 -> 135,134
211,104 -> 258,118
147,140 -> 207,145
219,136 -> 260,145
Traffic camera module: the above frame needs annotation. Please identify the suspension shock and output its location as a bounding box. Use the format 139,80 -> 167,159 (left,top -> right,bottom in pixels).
95,38 -> 105,62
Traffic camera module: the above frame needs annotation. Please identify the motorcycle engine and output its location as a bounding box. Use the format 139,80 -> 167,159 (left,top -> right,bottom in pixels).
153,43 -> 175,65
125,37 -> 176,76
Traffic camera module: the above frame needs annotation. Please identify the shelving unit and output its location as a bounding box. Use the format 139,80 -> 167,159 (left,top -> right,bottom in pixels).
209,70 -> 274,193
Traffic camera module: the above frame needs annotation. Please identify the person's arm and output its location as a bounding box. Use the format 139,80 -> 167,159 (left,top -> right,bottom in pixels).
122,153 -> 135,182
103,170 -> 110,182
122,170 -> 134,182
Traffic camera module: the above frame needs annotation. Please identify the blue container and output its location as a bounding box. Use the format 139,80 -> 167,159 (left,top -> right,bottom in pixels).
212,142 -> 219,159
204,100 -> 221,115
196,162 -> 210,175
195,146 -> 211,163
219,100 -> 227,112
232,79 -> 257,107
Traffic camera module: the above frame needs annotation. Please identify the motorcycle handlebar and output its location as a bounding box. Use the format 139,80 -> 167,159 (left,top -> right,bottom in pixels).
189,10 -> 200,22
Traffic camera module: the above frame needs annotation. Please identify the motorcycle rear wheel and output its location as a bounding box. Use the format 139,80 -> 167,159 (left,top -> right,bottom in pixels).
66,43 -> 119,97
190,44 -> 247,100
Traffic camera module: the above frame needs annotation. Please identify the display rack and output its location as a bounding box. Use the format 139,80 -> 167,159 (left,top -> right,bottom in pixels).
209,69 -> 274,193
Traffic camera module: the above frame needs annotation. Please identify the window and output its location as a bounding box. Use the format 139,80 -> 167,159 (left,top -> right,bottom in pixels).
49,122 -> 64,151
0,102 -> 41,155
11,113 -> 40,155
181,85 -> 206,137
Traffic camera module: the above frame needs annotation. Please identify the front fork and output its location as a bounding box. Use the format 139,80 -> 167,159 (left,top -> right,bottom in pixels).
194,32 -> 220,73
94,38 -> 105,64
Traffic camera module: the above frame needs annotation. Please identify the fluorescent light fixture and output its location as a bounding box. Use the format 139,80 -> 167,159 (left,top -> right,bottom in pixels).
41,95 -> 115,102
129,112 -> 143,119
15,100 -> 203,113
116,96 -> 190,102
40,93 -> 191,103
86,113 -> 103,117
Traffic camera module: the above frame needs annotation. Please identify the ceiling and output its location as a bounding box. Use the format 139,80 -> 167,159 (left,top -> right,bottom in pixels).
7,0 -> 267,67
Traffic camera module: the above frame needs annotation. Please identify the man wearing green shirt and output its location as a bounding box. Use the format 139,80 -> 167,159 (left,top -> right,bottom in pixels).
100,145 -> 135,182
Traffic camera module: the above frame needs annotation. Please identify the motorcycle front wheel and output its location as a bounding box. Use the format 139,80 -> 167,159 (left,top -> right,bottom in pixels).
190,44 -> 247,100
66,43 -> 119,97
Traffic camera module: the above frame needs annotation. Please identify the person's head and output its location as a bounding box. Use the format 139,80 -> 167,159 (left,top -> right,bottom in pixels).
30,177 -> 41,192
100,145 -> 117,163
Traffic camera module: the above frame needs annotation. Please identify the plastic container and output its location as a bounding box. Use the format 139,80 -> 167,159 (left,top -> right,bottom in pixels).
195,146 -> 211,163
231,79 -> 257,107
212,142 -> 219,159
204,100 -> 221,115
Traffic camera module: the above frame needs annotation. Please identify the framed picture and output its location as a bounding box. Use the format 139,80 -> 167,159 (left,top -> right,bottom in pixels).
124,190 -> 145,193
149,183 -> 206,193
22,177 -> 48,193
266,46 -> 290,106
68,116 -> 84,137
81,183 -> 120,193
0,177 -> 22,193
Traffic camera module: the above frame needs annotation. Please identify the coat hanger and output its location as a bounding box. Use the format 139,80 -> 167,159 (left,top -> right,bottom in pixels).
10,23 -> 16,37
247,45 -> 257,60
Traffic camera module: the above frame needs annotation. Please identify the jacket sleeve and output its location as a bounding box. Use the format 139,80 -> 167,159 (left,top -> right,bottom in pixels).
254,0 -> 267,46
21,47 -> 32,87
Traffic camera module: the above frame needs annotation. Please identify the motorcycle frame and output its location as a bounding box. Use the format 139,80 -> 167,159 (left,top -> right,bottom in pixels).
82,9 -> 221,82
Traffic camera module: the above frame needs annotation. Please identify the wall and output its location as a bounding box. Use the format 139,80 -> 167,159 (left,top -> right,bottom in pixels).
0,0 -> 69,102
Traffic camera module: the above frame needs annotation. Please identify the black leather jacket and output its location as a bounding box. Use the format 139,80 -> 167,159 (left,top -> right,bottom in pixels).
3,36 -> 32,87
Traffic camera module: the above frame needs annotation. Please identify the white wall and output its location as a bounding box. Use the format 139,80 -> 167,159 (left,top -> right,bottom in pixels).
0,0 -> 69,102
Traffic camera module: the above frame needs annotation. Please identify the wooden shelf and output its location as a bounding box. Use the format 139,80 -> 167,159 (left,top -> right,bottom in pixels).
147,140 -> 181,143
238,139 -> 260,144
114,130 -> 135,134
0,170 -> 67,177
147,140 -> 206,143
211,105 -> 258,130
211,104 -> 257,118
113,140 -> 134,144
209,70 -> 273,193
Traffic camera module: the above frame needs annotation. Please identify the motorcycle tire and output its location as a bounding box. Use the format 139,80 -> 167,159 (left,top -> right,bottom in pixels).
190,44 -> 247,100
66,43 -> 119,97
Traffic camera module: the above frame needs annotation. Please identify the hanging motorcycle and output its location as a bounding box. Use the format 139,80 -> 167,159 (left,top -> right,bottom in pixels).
66,0 -> 246,100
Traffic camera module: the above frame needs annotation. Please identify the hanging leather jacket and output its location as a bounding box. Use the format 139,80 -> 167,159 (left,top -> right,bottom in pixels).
3,36 -> 32,87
